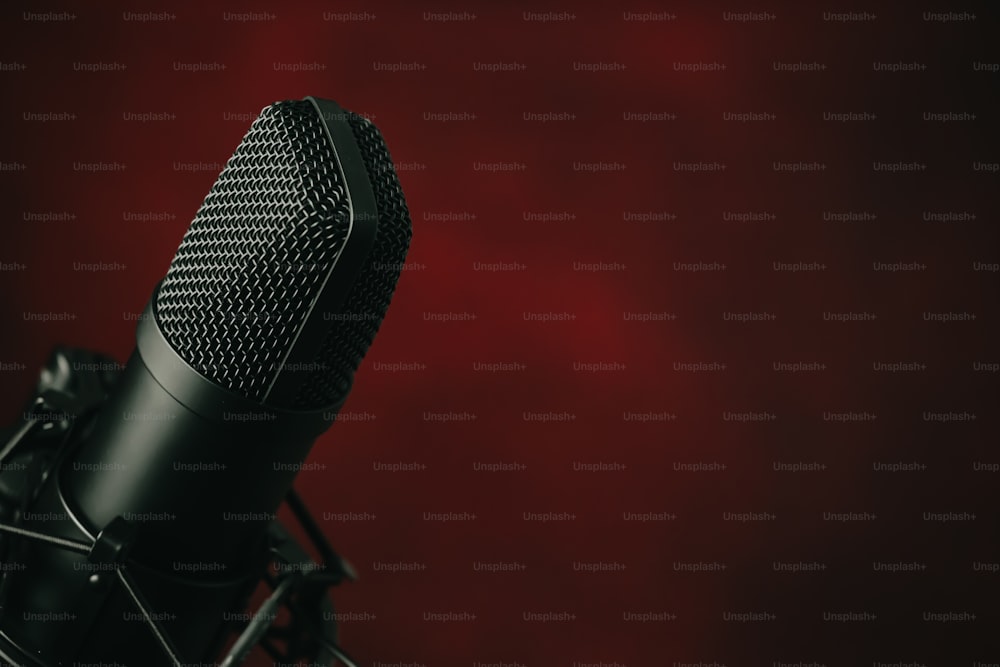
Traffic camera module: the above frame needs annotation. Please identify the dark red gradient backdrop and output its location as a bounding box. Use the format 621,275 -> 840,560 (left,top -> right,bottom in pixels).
1,2 -> 998,665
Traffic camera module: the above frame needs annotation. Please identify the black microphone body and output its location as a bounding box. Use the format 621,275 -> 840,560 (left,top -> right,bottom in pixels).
0,97 -> 412,665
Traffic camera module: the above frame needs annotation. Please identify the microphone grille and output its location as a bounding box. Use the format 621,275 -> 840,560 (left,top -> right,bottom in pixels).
155,100 -> 411,408
293,112 -> 412,408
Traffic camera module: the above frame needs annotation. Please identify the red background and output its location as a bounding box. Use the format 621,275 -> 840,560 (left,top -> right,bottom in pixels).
1,1 -> 998,665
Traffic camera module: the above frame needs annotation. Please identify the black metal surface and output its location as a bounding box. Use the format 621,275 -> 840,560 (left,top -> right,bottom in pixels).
294,110 -> 413,408
155,99 -> 412,410
65,347 -> 318,569
0,349 -> 348,667
156,100 -> 352,405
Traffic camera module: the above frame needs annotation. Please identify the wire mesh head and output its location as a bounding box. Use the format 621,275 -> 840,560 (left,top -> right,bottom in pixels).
155,100 -> 412,409
293,112 -> 413,408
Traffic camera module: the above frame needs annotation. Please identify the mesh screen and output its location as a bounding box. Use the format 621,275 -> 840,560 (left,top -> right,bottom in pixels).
155,100 -> 410,408
292,112 -> 413,407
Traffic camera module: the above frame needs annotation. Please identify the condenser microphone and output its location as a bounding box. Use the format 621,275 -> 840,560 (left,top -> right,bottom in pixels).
0,97 -> 412,666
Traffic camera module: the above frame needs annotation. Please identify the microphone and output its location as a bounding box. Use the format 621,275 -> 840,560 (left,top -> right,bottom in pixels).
0,97 -> 412,666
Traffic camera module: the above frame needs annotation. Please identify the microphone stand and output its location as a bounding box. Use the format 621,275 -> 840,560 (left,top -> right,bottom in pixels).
0,347 -> 358,667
